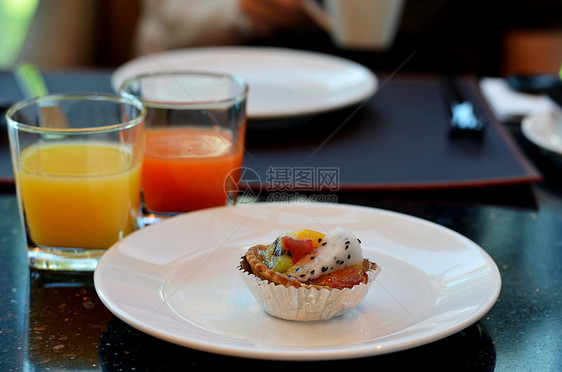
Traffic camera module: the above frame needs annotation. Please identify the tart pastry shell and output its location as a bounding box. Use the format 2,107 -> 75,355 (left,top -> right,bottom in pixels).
239,245 -> 381,321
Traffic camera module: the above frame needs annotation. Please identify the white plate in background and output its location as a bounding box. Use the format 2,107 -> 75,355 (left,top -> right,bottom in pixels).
112,47 -> 377,120
522,110 -> 562,157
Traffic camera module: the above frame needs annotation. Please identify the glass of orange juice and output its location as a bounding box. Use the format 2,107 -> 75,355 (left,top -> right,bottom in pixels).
6,94 -> 146,271
120,72 -> 248,221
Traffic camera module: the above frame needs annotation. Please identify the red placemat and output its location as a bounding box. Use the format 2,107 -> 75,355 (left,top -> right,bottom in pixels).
1,71 -> 541,190
242,74 -> 542,191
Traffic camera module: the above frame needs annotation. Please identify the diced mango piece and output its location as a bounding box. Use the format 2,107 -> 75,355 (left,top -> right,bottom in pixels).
290,229 -> 326,248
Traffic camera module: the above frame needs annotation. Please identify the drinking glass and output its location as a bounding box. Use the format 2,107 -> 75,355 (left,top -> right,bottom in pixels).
120,71 -> 248,221
6,94 -> 146,271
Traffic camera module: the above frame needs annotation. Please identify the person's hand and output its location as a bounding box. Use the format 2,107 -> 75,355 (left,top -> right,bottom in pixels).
238,0 -> 310,36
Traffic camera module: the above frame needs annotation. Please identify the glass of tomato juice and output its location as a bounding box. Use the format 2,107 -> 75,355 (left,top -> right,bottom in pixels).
6,94 -> 146,271
120,72 -> 248,221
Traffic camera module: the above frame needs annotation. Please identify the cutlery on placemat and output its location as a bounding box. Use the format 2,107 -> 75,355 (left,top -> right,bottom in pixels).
441,76 -> 486,137
14,63 -> 69,128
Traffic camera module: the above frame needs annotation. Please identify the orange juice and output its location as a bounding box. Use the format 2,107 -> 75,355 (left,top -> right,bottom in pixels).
142,126 -> 244,212
16,141 -> 141,249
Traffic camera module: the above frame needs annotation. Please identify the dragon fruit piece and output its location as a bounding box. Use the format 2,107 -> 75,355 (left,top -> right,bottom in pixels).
286,227 -> 363,282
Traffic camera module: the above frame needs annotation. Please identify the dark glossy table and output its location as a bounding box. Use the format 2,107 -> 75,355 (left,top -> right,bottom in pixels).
1,70 -> 561,371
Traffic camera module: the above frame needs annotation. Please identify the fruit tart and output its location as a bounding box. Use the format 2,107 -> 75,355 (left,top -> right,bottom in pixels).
239,227 -> 381,321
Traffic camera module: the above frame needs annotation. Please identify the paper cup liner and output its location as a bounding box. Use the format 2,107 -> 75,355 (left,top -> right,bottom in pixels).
238,257 -> 381,321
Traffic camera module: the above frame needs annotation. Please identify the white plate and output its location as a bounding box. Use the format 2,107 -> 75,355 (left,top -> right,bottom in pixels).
94,202 -> 501,361
111,47 -> 377,119
522,110 -> 562,156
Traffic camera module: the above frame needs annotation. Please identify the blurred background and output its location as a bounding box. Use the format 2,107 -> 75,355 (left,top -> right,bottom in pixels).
0,0 -> 560,76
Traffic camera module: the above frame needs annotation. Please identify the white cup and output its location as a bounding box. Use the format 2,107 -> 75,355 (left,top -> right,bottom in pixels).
303,0 -> 405,50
